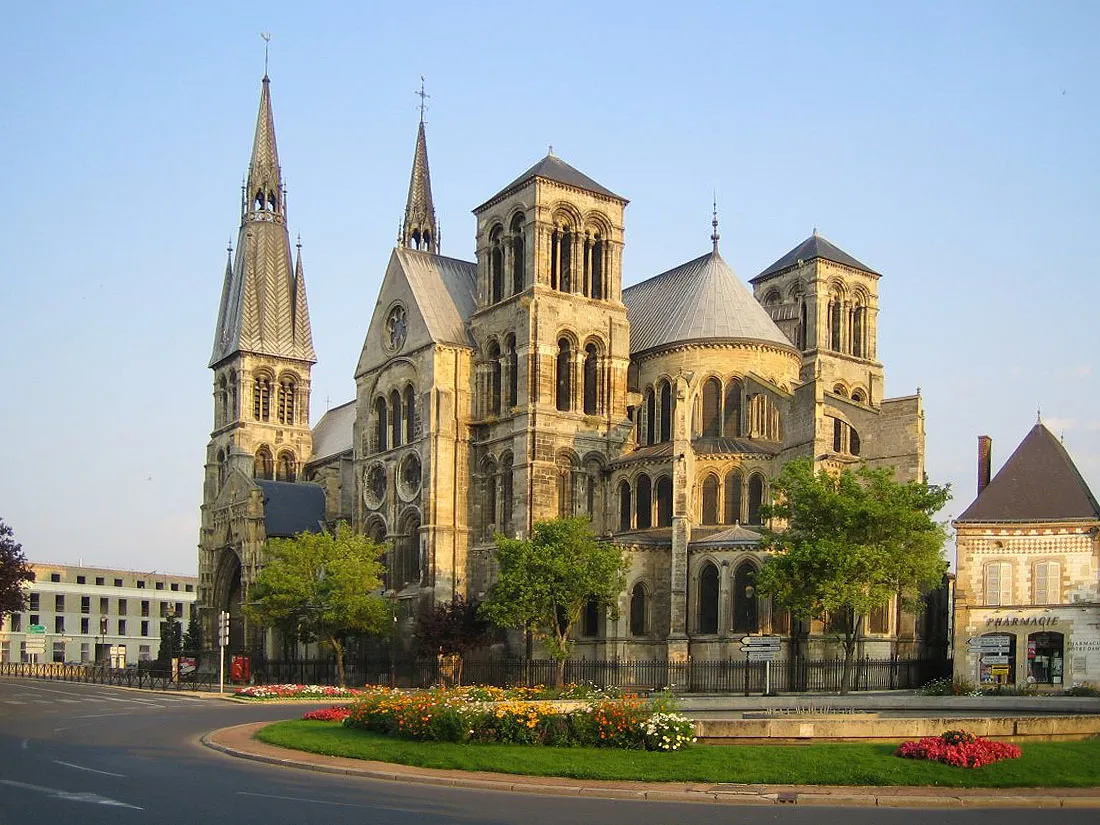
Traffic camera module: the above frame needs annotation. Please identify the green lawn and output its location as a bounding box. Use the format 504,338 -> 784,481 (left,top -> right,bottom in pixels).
255,721 -> 1100,788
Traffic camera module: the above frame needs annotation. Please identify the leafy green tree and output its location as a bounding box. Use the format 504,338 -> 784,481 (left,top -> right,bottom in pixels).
0,519 -> 33,626
182,611 -> 203,653
481,517 -> 628,685
753,459 -> 949,693
245,522 -> 389,687
156,612 -> 183,667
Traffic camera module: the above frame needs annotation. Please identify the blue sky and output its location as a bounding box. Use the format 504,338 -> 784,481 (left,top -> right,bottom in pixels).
3,1 -> 1098,574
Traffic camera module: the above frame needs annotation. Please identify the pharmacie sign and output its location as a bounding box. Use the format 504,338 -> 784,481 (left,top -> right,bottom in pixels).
984,616 -> 1058,628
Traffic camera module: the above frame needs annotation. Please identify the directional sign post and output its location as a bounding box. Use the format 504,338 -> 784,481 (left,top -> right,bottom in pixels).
740,636 -> 783,696
981,655 -> 1011,665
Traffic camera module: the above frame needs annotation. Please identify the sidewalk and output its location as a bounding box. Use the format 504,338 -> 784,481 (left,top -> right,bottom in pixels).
201,722 -> 1100,808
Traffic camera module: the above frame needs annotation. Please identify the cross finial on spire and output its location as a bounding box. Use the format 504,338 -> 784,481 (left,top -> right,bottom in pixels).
416,76 -> 430,123
296,232 -> 302,251
711,193 -> 720,252
261,32 -> 271,77
812,225 -> 819,237
548,144 -> 554,156
1037,405 -> 1042,423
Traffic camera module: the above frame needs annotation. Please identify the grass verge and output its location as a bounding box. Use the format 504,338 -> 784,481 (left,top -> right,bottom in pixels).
255,721 -> 1100,788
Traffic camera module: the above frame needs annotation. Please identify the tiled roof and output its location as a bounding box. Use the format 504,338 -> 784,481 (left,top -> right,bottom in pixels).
478,153 -> 623,208
956,424 -> 1100,522
310,400 -> 355,463
692,437 -> 781,457
255,480 -> 326,537
691,525 -> 763,548
623,250 -> 794,355
397,248 -> 477,346
753,232 -> 878,282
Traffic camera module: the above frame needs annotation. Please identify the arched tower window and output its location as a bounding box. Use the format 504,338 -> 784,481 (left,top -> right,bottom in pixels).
506,336 -> 519,409
276,451 -> 296,482
635,474 -> 652,529
488,340 -> 502,416
217,376 -> 228,426
583,343 -> 599,415
500,453 -> 514,536
702,377 -> 721,437
655,476 -> 673,527
584,458 -> 602,517
253,446 -> 273,480
732,561 -> 759,633
228,370 -> 237,422
698,562 -> 719,634
397,512 -> 422,589
277,376 -> 297,425
556,454 -> 575,518
629,583 -> 647,636
403,385 -> 416,443
216,449 -> 227,487
658,380 -> 672,443
724,470 -> 743,524
747,473 -> 765,524
724,379 -> 742,437
581,598 -> 600,637
556,338 -> 572,412
374,396 -> 388,452
828,290 -> 843,352
559,228 -> 573,292
851,297 -> 866,358
591,236 -> 604,300
253,374 -> 272,421
701,474 -> 720,525
851,388 -> 867,405
489,225 -> 504,304
389,389 -> 403,448
644,388 -> 656,445
850,427 -> 861,456
510,213 -> 525,294
618,480 -> 632,531
482,457 -> 498,536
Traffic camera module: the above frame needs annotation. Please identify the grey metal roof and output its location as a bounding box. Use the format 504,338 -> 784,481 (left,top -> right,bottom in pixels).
478,153 -> 623,209
310,400 -> 355,463
608,442 -> 675,467
623,251 -> 795,355
692,437 -> 781,457
956,424 -> 1100,523
691,525 -> 763,548
753,232 -> 878,283
254,480 -> 326,537
397,248 -> 477,346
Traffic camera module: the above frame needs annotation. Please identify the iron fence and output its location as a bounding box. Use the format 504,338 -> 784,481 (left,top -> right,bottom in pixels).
0,661 -> 218,691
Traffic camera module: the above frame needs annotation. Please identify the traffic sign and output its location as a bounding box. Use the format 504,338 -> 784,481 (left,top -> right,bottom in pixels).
981,655 -> 1011,665
24,638 -> 46,654
740,635 -> 782,648
745,650 -> 779,662
969,643 -> 1010,654
967,636 -> 1011,648
27,624 -> 46,634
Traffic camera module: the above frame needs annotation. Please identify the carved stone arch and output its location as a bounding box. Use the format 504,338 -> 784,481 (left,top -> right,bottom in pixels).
746,472 -> 767,525
212,546 -> 244,650
832,381 -> 849,397
582,209 -> 613,236
787,280 -> 805,300
827,278 -> 849,299
850,386 -> 868,404
700,472 -> 721,525
762,288 -> 781,306
363,514 -> 388,543
696,557 -> 721,634
628,579 -> 650,636
731,558 -> 761,633
549,201 -> 583,229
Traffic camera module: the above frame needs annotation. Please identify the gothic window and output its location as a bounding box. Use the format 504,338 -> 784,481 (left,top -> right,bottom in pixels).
763,289 -> 780,306
701,474 -> 720,525
655,476 -> 673,527
510,213 -> 525,294
747,473 -> 765,525
506,336 -> 519,408
619,480 -> 632,531
851,299 -> 866,358
483,457 -> 498,535
550,228 -> 559,290
698,562 -> 719,634
833,384 -> 848,397
390,389 -> 403,448
278,376 -> 297,425
724,470 -> 743,524
500,453 -> 514,536
732,561 -> 758,633
581,597 -> 600,637
404,385 -> 416,442
851,388 -> 867,405
644,388 -> 656,445
216,449 -> 226,487
850,427 -> 861,456
559,228 -> 573,292
833,417 -> 844,453
217,376 -> 227,425
658,380 -> 672,443
397,512 -> 422,589
702,377 -> 721,438
724,379 -> 742,437
984,562 -> 1012,606
253,446 -> 273,480
252,374 -> 272,421
635,474 -> 652,529
374,396 -> 388,452
591,236 -> 604,300
276,451 -> 296,482
488,341 -> 502,416
1033,561 -> 1061,604
749,393 -> 781,441
868,602 -> 889,633
556,454 -> 575,518
798,299 -> 808,350
828,290 -> 843,352
228,370 -> 237,421
585,458 -> 602,517
556,338 -> 572,412
583,343 -> 599,415
489,225 -> 504,304
629,583 -> 647,636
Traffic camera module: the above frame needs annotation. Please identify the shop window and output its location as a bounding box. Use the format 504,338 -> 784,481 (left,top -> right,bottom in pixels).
1027,631 -> 1064,685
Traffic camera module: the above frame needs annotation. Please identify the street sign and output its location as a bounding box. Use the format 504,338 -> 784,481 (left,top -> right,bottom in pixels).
967,636 -> 1011,648
740,635 -> 782,648
982,655 -> 1011,665
969,643 -> 1010,654
27,624 -> 46,634
744,650 -> 779,662
24,638 -> 47,654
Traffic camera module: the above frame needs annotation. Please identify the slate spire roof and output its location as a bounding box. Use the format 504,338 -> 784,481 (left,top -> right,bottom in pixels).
956,424 -> 1100,522
209,74 -> 316,368
400,118 -> 440,254
752,231 -> 879,283
477,151 -> 624,210
623,250 -> 795,355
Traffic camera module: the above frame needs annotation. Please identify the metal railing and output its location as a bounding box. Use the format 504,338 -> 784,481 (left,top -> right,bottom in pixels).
0,662 -> 218,691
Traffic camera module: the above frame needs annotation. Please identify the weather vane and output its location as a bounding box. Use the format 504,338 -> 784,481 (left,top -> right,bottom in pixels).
261,32 -> 271,76
416,76 -> 430,122
711,192 -> 720,251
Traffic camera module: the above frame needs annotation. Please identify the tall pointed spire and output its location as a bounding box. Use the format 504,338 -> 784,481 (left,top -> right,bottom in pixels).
400,78 -> 440,254
244,73 -> 283,223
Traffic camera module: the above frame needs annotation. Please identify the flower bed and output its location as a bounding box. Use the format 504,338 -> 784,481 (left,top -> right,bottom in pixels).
302,705 -> 352,722
234,684 -> 368,700
895,729 -> 1022,768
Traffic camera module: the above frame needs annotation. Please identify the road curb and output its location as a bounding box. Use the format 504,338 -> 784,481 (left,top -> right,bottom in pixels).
200,722 -> 1100,809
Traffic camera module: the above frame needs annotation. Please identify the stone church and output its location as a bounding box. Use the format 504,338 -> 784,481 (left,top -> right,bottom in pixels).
198,73 -> 933,661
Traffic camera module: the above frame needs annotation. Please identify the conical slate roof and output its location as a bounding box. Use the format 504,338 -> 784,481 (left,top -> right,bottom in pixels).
752,232 -> 878,282
477,152 -> 624,210
957,424 -> 1100,522
623,250 -> 795,355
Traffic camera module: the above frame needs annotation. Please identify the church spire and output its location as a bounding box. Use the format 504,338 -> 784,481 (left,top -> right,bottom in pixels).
400,78 -> 439,254
244,73 -> 283,223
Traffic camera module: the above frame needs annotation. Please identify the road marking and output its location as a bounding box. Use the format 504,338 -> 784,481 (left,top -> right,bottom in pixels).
4,699 -> 27,704
54,759 -> 125,778
0,779 -> 143,810
236,791 -> 373,809
73,712 -> 135,719
57,699 -> 80,703
21,739 -> 29,750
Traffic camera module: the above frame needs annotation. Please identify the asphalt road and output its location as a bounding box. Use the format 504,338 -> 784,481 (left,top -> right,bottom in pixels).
0,677 -> 1093,825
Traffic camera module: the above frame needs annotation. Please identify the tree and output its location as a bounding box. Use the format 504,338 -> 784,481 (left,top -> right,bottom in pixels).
245,522 -> 389,687
481,517 -> 628,686
182,611 -> 203,653
413,595 -> 492,685
753,459 -> 949,693
0,519 -> 34,626
156,612 -> 183,668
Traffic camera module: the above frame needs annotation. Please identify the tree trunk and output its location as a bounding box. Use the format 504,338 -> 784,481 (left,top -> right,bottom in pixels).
840,612 -> 863,695
554,655 -> 566,688
331,636 -> 346,688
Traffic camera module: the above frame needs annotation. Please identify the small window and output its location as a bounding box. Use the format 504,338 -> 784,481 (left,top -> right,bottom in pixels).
170,583 -> 179,592
99,597 -> 109,614
76,575 -> 86,585
155,582 -> 164,590
118,599 -> 127,615
113,578 -> 123,587
10,614 -> 21,632
141,621 -> 149,637
141,601 -> 150,617
80,596 -> 90,614
80,617 -> 89,634
95,576 -> 105,586
185,584 -> 194,593
30,614 -> 39,626
55,595 -> 65,612
54,616 -> 65,633
137,580 -> 145,589
50,573 -> 61,583
117,619 -> 126,636
29,593 -> 40,610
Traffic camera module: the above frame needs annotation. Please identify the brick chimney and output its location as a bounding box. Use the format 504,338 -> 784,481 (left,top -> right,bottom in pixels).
977,435 -> 992,495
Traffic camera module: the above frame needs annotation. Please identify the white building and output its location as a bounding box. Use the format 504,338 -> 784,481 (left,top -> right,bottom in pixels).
0,563 -> 197,665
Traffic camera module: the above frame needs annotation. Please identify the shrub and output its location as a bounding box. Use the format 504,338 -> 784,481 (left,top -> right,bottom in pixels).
916,677 -> 981,696
896,729 -> 1021,768
591,698 -> 648,749
641,712 -> 696,751
1064,684 -> 1100,697
303,705 -> 351,722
